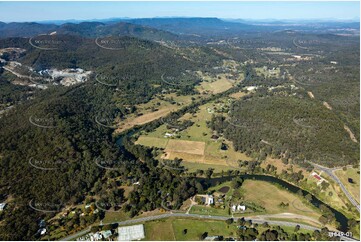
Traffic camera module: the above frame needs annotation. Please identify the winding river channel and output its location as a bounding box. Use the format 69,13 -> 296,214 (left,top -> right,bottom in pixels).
200,175 -> 349,231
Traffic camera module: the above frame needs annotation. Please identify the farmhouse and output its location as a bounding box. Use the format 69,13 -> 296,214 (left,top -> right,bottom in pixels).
313,174 -> 321,181
232,204 -> 246,212
311,172 -> 326,185
101,230 -> 112,239
245,86 -> 257,91
206,195 -> 214,205
37,228 -> 46,236
164,132 -> 175,138
198,194 -> 215,205
93,232 -> 102,241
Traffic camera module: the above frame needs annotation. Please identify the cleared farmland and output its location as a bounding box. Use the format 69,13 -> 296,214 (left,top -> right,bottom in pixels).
135,136 -> 169,148
165,139 -> 205,155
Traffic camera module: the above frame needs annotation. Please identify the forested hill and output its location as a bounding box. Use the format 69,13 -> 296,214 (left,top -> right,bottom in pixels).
0,22 -> 58,38
210,94 -> 360,167
0,81 -> 205,240
0,84 -> 119,239
0,31 -> 215,239
0,21 -> 177,41
0,34 -> 199,79
56,21 -> 178,40
123,17 -> 263,36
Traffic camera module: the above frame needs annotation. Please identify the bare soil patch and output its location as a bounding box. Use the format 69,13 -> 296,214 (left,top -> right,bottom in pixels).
116,107 -> 174,133
343,125 -> 358,143
165,139 -> 206,155
323,101 -> 332,110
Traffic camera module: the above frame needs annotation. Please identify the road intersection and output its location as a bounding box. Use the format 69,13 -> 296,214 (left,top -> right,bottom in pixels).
310,162 -> 360,213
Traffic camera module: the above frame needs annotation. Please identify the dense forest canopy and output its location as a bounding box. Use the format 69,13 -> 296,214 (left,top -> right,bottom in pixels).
210,95 -> 359,166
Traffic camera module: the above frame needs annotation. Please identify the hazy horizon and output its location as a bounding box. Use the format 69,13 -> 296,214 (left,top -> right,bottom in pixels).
0,1 -> 359,23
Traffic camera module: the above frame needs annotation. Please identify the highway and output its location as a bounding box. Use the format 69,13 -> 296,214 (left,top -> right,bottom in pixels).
310,162 -> 360,213
60,212 -> 358,241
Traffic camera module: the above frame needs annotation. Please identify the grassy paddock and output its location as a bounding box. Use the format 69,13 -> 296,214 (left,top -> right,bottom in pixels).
144,219 -> 175,240
172,218 -> 237,240
335,168 -> 360,204
189,205 -> 230,217
135,136 -> 169,148
241,180 -> 321,220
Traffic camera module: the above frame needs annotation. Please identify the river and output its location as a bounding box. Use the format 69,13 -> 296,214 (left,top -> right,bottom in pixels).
115,129 -> 349,232
200,174 -> 349,232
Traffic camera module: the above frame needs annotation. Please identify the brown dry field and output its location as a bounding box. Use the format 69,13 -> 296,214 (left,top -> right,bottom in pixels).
208,79 -> 233,94
229,91 -> 247,99
165,139 -> 206,155
162,151 -> 204,161
162,151 -> 231,166
261,157 -> 309,176
161,139 -> 230,166
115,107 -> 175,133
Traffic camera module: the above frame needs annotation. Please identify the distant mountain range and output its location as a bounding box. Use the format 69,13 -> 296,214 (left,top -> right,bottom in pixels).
0,17 -> 359,39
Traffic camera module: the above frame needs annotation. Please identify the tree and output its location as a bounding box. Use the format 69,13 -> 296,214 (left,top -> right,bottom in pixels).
200,232 -> 208,240
103,224 -> 113,231
320,181 -> 329,190
262,229 -> 278,241
294,225 -> 300,232
319,215 -> 328,225
312,230 -> 321,241
206,168 -> 214,179
226,218 -> 234,225
305,193 -> 312,202
238,217 -> 246,226
231,177 -> 243,189
245,220 -> 252,227
1,52 -> 10,61
91,226 -> 100,233
297,190 -> 303,197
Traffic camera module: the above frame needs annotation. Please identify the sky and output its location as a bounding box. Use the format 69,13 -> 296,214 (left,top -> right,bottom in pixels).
0,1 -> 359,22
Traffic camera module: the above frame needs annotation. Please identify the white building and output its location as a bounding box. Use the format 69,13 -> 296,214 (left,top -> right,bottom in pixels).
0,203 -> 6,211
40,228 -> 47,236
245,86 -> 257,91
101,230 -> 112,239
237,205 -> 246,211
232,204 -> 246,212
118,224 -> 145,241
164,132 -> 175,138
206,195 -> 214,205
